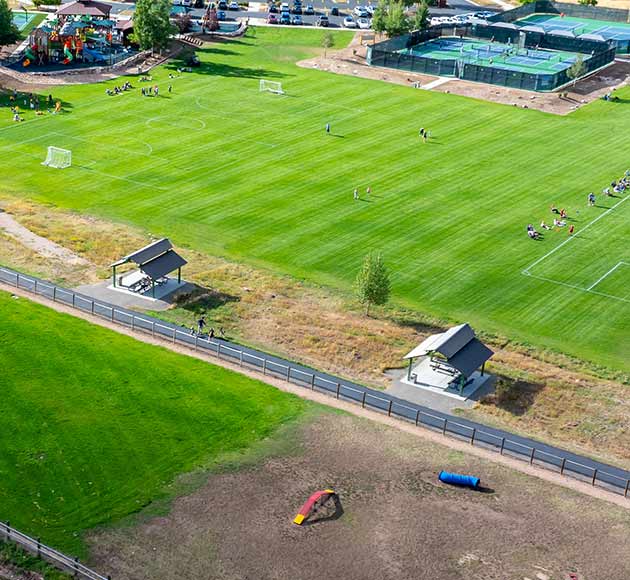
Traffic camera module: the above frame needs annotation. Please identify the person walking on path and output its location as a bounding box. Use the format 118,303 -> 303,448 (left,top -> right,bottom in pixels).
197,315 -> 206,334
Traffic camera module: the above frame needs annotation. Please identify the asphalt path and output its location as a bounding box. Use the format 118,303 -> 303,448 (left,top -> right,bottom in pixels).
2,264 -> 629,494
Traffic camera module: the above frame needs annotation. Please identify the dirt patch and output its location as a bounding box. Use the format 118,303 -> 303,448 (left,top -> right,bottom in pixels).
87,413 -> 630,580
298,35 -> 630,115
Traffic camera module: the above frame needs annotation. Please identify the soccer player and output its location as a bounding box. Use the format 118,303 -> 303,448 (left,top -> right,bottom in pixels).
353,188 -> 359,200
588,192 -> 595,206
326,123 -> 330,134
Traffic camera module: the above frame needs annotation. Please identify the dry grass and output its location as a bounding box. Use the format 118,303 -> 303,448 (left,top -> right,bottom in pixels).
2,196 -> 630,467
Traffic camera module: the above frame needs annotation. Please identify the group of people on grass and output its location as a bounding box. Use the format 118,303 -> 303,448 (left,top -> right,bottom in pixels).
526,170 -> 630,240
106,81 -> 133,96
191,315 -> 226,340
6,89 -> 60,121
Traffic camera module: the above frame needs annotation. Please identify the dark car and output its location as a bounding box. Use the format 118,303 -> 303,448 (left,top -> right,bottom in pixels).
303,3 -> 314,14
217,9 -> 226,19
280,10 -> 291,23
268,3 -> 278,11
316,14 -> 329,25
217,0 -> 228,9
330,6 -> 339,16
292,1 -> 302,13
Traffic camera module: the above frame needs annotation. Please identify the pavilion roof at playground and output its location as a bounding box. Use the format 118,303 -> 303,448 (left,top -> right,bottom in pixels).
56,0 -> 112,18
404,323 -> 493,378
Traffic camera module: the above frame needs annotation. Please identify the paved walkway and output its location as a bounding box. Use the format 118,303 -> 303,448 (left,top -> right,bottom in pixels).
1,264 -> 629,493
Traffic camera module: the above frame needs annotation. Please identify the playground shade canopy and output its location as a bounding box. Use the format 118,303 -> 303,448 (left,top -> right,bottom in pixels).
111,238 -> 187,282
404,323 -> 493,378
56,0 -> 112,18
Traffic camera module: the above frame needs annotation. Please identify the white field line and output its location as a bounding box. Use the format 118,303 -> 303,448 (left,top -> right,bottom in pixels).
587,261 -> 630,291
522,193 -> 630,275
527,272 -> 630,305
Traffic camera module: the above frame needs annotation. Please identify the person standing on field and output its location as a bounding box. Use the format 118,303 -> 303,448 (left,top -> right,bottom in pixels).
353,188 -> 359,200
326,122 -> 330,134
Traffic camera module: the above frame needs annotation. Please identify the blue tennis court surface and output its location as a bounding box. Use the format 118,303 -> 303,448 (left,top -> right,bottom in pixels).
404,37 -> 588,75
517,13 -> 630,41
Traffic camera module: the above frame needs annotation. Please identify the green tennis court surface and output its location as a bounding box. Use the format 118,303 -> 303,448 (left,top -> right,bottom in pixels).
517,13 -> 630,41
403,37 -> 588,75
12,10 -> 35,31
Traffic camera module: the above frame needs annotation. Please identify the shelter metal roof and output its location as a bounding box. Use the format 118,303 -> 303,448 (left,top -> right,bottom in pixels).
140,251 -> 187,280
404,323 -> 493,378
111,238 -> 173,267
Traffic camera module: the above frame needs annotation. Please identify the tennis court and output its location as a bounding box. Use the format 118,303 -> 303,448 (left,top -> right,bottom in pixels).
516,13 -> 630,41
404,37 -> 589,75
12,10 -> 35,31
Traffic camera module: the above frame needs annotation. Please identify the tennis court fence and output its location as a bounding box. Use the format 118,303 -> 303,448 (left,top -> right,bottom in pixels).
368,24 -> 614,91
490,1 -> 630,53
0,521 -> 110,580
2,265 -> 630,500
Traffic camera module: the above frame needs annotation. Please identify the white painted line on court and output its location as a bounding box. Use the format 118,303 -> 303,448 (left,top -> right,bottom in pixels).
587,261 -> 629,291
522,193 -> 630,275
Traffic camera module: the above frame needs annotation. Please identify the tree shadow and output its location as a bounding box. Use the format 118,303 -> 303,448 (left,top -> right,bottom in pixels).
172,284 -> 240,314
164,57 -> 287,80
476,373 -> 545,417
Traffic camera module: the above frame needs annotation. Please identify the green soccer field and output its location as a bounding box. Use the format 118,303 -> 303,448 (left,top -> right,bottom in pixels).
0,291 -> 304,554
1,28 -> 630,373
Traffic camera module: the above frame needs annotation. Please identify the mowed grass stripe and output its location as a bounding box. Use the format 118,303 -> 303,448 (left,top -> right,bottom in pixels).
2,28 -> 630,371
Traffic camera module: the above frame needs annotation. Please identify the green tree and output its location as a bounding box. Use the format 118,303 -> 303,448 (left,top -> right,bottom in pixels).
0,0 -> 19,47
413,2 -> 430,31
133,0 -> 172,52
578,0 -> 597,5
355,252 -> 391,316
566,54 -> 586,87
371,0 -> 388,36
321,31 -> 334,58
385,1 -> 410,38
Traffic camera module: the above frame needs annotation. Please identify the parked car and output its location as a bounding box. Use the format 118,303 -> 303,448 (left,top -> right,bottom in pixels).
330,6 -> 339,15
217,9 -> 226,19
228,1 -> 239,9
268,2 -> 278,11
343,15 -> 357,28
267,12 -> 278,22
292,14 -> 303,24
353,5 -> 369,17
316,14 -> 329,26
292,2 -> 302,13
357,16 -> 370,28
304,4 -> 314,14
280,10 -> 291,23
365,4 -> 374,15
217,0 -> 228,9
281,2 -> 289,10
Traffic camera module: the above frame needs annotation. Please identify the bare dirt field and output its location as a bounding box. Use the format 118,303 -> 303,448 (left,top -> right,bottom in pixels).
88,412 -> 630,580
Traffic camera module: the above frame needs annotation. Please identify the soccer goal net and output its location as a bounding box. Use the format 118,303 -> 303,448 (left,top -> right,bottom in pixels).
259,79 -> 284,94
42,146 -> 72,169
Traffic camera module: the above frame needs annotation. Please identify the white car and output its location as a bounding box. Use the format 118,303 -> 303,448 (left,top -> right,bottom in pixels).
353,5 -> 369,17
281,2 -> 289,10
343,16 -> 357,28
357,16 -> 371,29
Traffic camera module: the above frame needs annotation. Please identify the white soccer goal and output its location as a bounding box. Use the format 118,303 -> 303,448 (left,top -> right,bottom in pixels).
259,79 -> 284,94
42,146 -> 72,169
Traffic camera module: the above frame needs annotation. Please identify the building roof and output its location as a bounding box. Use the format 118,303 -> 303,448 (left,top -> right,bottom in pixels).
111,238 -> 187,281
56,0 -> 111,18
141,251 -> 187,280
404,323 -> 493,378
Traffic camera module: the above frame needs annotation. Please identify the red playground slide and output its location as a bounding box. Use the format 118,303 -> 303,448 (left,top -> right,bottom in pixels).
293,489 -> 336,525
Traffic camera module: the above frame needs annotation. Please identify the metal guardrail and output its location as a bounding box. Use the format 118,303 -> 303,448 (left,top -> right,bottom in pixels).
0,521 -> 110,580
1,265 -> 629,500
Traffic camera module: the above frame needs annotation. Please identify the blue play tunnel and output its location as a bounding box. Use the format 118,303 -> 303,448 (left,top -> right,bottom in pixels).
438,470 -> 480,489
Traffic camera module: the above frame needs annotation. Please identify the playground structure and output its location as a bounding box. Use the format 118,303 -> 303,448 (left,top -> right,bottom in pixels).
293,489 -> 339,525
20,0 -> 133,69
